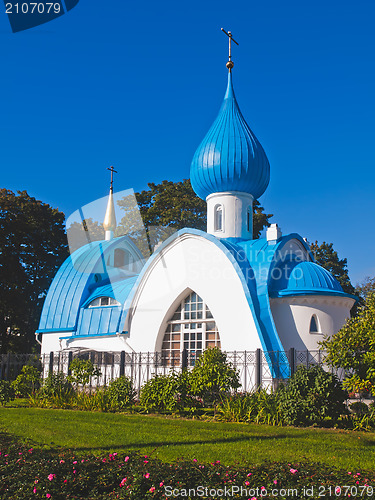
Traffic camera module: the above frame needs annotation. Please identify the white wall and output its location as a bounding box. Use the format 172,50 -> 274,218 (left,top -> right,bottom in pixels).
270,295 -> 355,352
126,232 -> 263,352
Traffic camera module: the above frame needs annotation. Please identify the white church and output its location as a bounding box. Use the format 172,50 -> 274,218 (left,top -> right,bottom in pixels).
36,39 -> 356,381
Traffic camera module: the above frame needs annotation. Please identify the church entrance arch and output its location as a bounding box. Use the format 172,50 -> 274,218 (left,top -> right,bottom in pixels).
161,291 -> 220,366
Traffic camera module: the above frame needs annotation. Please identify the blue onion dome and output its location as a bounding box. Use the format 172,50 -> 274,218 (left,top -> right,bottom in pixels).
190,72 -> 270,200
269,261 -> 345,298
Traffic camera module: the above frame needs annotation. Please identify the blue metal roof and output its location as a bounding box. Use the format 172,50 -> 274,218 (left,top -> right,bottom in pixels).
269,261 -> 349,298
38,239 -> 140,333
190,72 -> 270,200
81,277 -> 139,307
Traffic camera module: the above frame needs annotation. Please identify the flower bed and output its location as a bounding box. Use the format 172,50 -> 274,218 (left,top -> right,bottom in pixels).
0,432 -> 374,499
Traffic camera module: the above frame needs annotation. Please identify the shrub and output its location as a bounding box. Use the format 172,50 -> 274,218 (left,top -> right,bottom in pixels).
278,365 -> 348,426
140,372 -> 189,413
0,380 -> 15,406
189,347 -> 240,405
350,401 -> 369,416
68,358 -> 101,389
107,376 -> 136,410
40,372 -> 74,399
12,364 -> 41,397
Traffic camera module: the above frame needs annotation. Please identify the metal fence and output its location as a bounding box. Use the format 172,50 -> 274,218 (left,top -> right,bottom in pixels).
0,353 -> 41,381
37,348 -> 337,393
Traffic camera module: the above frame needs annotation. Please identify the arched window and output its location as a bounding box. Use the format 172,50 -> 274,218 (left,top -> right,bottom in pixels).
88,296 -> 121,308
214,205 -> 223,232
309,315 -> 321,334
161,292 -> 220,366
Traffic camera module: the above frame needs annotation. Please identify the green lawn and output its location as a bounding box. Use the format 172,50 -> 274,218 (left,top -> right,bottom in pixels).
0,406 -> 374,470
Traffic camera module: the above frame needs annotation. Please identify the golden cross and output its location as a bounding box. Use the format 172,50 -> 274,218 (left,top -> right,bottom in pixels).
221,28 -> 239,71
107,165 -> 118,193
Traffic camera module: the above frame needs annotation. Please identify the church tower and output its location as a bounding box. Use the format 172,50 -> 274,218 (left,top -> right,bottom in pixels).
190,31 -> 270,240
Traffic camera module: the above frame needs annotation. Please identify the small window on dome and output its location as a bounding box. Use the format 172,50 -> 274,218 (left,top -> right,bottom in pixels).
214,205 -> 223,232
88,296 -> 121,308
309,315 -> 321,334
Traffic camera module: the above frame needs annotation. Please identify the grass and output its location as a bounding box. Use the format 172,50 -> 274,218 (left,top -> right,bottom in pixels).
0,406 -> 374,470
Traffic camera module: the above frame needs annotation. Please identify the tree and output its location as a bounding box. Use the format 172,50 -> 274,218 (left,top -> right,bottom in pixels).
355,276 -> 375,308
66,218 -> 105,253
310,241 -> 355,295
320,292 -> 375,394
189,347 -> 240,405
278,365 -> 347,426
116,179 -> 273,252
0,189 -> 68,353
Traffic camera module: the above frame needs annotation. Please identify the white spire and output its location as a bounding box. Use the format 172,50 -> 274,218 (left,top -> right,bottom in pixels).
103,166 -> 117,241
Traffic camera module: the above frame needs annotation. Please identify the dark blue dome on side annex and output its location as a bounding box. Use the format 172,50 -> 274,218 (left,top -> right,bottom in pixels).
190,72 -> 270,200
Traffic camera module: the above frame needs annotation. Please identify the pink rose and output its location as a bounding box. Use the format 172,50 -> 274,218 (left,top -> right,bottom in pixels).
47,474 -> 56,481
290,468 -> 298,474
149,487 -> 156,492
125,456 -> 129,462
145,473 -> 150,479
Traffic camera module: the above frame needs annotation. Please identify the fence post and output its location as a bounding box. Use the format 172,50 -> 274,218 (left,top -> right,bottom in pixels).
67,351 -> 73,376
181,348 -> 188,371
48,351 -> 54,376
120,351 -> 125,377
288,348 -> 296,377
243,351 -> 247,392
255,348 -> 262,390
154,351 -> 158,375
130,352 -> 134,382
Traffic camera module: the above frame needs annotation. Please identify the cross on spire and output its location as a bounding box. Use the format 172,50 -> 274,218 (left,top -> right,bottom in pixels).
221,28 -> 239,71
107,166 -> 117,193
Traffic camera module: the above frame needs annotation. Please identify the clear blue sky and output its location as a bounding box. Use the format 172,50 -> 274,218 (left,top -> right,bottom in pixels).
1,0 -> 374,284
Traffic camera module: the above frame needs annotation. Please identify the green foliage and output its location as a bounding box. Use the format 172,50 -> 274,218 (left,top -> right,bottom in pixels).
278,365 -> 348,426
0,380 -> 15,405
12,364 -> 41,397
107,376 -> 136,410
189,347 -> 240,405
218,390 -> 282,426
0,189 -> 68,353
350,401 -> 369,416
310,241 -> 355,296
39,372 -> 74,401
139,372 -> 190,413
355,276 -> 375,308
68,359 -> 101,388
321,292 -> 375,393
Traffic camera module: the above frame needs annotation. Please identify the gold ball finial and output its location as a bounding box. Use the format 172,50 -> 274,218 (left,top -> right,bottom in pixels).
226,60 -> 234,70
